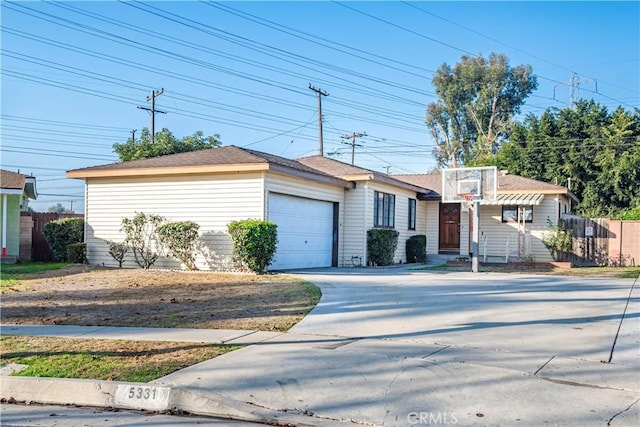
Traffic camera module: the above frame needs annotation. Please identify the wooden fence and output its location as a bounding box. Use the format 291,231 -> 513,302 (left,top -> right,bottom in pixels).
560,217 -> 640,267
20,212 -> 84,261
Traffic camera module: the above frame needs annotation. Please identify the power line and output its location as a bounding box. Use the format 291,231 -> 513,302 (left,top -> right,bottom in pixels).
334,1 -> 475,56
1,114 -> 130,131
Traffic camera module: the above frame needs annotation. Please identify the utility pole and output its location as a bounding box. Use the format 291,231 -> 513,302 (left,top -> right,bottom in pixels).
137,88 -> 166,144
131,129 -> 137,142
384,165 -> 391,174
341,132 -> 366,165
554,73 -> 597,109
308,83 -> 328,156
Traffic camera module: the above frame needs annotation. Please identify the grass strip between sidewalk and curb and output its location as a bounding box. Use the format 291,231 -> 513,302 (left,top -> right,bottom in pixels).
0,336 -> 240,382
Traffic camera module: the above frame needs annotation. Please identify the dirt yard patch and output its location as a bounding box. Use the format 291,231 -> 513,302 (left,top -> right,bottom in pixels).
1,265 -> 320,332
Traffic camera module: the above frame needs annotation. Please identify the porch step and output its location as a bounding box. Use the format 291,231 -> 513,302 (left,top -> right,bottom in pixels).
426,254 -> 464,265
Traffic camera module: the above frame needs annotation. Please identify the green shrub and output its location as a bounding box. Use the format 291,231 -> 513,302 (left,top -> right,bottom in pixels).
615,206 -> 640,220
157,221 -> 200,270
542,219 -> 573,262
227,219 -> 278,273
121,212 -> 165,269
367,228 -> 399,266
43,218 -> 84,262
107,240 -> 129,268
406,235 -> 427,263
66,242 -> 87,264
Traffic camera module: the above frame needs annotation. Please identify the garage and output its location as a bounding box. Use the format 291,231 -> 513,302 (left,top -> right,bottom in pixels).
267,193 -> 336,270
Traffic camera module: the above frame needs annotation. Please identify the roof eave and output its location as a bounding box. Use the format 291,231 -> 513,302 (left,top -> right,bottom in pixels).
67,163 -> 270,179
268,164 -> 354,189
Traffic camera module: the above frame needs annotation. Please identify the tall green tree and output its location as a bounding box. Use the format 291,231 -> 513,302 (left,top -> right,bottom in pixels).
484,100 -> 640,217
426,53 -> 538,167
113,128 -> 221,162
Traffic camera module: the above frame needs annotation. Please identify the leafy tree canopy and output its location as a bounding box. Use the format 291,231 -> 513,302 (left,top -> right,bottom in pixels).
113,127 -> 221,162
426,53 -> 538,167
471,100 -> 640,218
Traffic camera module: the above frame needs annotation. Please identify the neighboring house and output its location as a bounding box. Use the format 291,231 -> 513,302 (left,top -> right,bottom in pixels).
1,170 -> 38,262
67,146 -> 576,270
394,171 -> 578,262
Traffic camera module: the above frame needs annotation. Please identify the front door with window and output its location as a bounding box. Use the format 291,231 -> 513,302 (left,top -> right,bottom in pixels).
439,203 -> 460,252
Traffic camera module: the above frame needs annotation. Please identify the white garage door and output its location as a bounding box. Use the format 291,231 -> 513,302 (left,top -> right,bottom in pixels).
268,193 -> 335,270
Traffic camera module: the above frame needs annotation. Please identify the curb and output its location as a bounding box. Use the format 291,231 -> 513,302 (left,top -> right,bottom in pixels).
0,376 -> 350,426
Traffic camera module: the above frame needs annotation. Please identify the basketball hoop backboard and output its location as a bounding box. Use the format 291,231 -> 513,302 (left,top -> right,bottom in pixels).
442,166 -> 497,203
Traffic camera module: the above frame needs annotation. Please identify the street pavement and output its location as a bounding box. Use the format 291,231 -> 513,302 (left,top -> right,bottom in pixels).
0,403 -> 265,426
2,268 -> 639,426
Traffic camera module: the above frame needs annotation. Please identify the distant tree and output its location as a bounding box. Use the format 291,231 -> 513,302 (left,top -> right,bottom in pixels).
481,100 -> 640,217
47,203 -> 73,214
113,127 -> 222,162
426,53 -> 538,167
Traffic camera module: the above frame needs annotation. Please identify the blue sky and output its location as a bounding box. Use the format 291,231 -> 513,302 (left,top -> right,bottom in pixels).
2,1 -> 638,213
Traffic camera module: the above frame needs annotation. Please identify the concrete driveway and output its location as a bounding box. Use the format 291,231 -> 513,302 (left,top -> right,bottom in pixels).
156,268 -> 640,426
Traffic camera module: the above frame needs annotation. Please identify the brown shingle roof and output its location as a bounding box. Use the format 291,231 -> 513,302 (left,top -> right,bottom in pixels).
297,155 -> 429,193
68,146 -> 275,173
1,170 -> 26,190
66,146 -> 352,188
393,173 -> 443,192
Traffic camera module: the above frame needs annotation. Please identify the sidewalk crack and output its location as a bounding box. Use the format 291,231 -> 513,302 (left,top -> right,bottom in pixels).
607,398 -> 639,426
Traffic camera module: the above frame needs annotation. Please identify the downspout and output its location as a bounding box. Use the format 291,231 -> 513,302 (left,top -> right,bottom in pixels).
2,194 -> 7,257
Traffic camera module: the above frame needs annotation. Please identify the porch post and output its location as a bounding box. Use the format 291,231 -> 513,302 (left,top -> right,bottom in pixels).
1,194 -> 7,257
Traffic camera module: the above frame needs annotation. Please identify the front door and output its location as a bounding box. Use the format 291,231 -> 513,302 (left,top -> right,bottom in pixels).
439,203 -> 460,252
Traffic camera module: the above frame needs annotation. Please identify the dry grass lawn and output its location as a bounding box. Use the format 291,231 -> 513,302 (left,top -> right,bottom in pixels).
0,264 -> 319,381
1,265 -> 320,332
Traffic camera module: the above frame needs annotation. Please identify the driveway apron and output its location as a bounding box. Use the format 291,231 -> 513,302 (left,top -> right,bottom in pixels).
155,268 -> 640,426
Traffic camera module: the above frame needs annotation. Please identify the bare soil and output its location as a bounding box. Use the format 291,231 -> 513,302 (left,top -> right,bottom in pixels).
1,265 -> 319,332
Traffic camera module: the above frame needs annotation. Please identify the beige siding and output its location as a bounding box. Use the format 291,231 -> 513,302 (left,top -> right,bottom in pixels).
361,181 -> 425,264
85,173 -> 264,270
424,201 -> 439,255
478,197 -> 559,262
342,183 -> 367,267
460,208 -> 470,256
264,172 -> 345,265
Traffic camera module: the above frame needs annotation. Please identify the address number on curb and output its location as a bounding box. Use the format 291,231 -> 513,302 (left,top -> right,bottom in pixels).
114,385 -> 171,411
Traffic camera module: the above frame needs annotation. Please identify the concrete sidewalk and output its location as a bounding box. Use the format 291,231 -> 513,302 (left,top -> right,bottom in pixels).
2,270 -> 639,426
0,324 -> 281,345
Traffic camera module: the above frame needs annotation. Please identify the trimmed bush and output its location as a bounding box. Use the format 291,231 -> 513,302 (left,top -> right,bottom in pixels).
157,221 -> 200,270
406,235 -> 427,264
227,219 -> 278,273
121,212 -> 165,269
367,228 -> 399,266
66,242 -> 87,264
43,218 -> 84,262
107,240 -> 129,268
